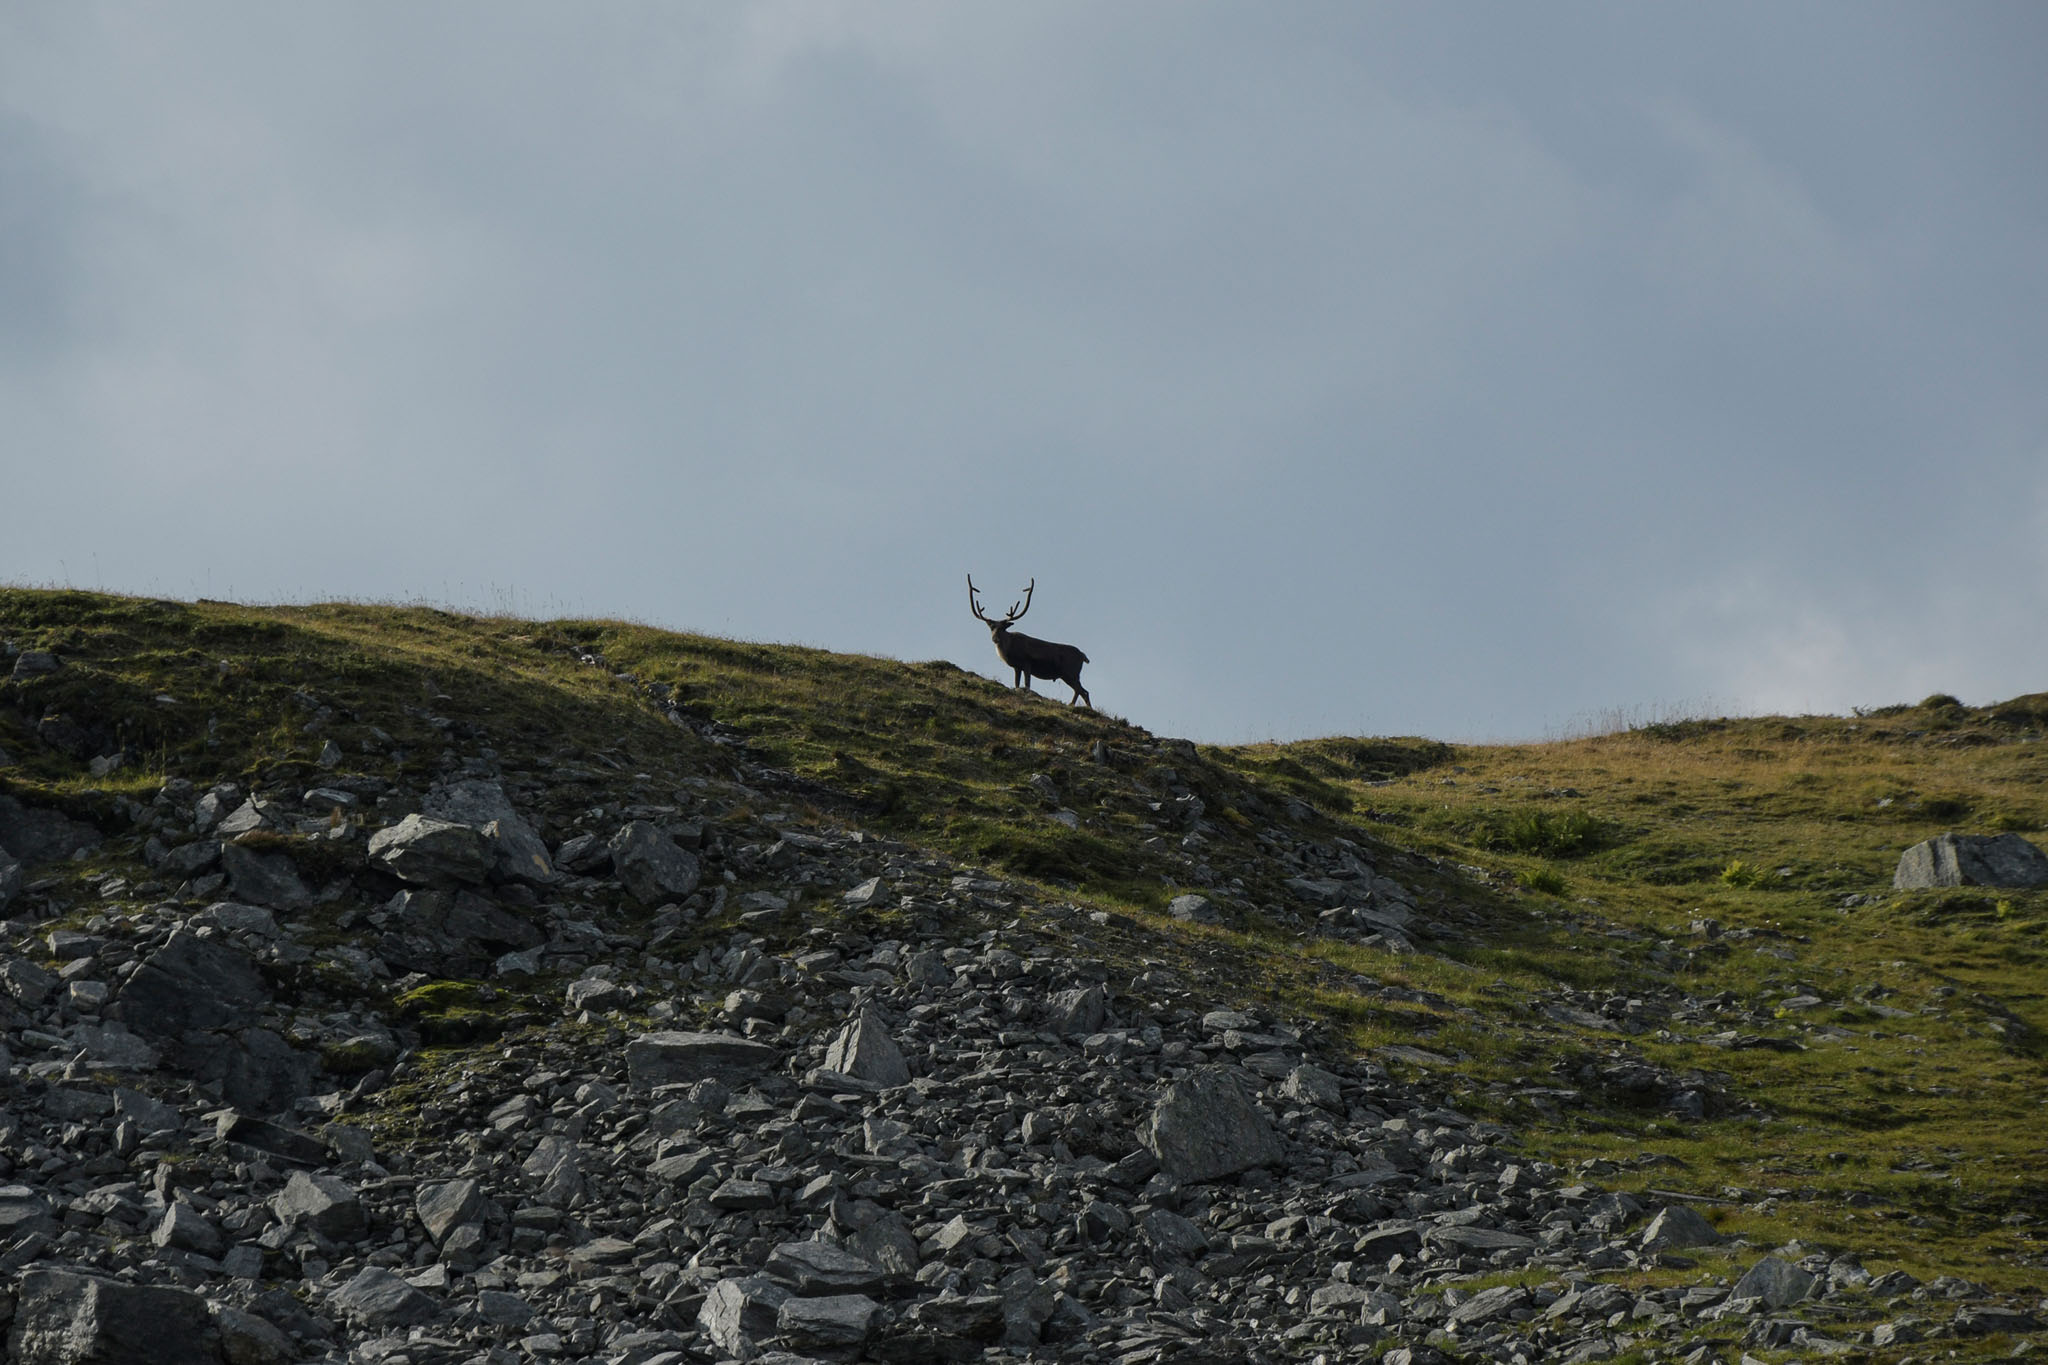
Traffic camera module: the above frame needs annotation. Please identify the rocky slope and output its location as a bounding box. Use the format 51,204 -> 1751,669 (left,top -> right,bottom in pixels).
0,623 -> 2041,1364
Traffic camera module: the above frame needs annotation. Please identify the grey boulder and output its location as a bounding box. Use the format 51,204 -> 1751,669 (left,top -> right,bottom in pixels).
9,1269 -> 222,1365
821,1009 -> 911,1087
1137,1066 -> 1285,1182
271,1170 -> 365,1241
118,930 -> 268,1037
367,814 -> 490,887
330,1267 -> 439,1328
1640,1204 -> 1724,1251
218,842 -> 310,908
1895,832 -> 2048,889
778,1293 -> 882,1348
424,780 -> 556,884
698,1276 -> 791,1357
1167,893 -> 1223,925
608,820 -> 701,904
765,1239 -> 888,1296
1731,1255 -> 1815,1309
415,1178 -> 483,1245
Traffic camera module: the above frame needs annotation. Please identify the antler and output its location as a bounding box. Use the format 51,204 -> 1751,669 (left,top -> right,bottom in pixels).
969,574 -> 1034,624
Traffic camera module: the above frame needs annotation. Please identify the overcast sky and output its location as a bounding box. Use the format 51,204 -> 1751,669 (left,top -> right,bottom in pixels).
4,4 -> 2043,743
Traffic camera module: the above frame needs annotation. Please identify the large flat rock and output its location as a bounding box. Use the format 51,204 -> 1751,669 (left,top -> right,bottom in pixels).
626,1030 -> 779,1090
1895,832 -> 2048,889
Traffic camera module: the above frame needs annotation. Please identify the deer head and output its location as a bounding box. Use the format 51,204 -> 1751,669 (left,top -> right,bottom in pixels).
967,575 -> 1033,637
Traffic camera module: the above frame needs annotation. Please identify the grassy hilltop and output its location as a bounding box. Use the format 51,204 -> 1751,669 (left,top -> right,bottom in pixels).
3,588 -> 2045,1325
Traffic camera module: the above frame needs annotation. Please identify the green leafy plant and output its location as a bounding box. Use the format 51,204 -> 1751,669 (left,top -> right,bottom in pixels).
1720,858 -> 1764,888
1520,866 -> 1568,896
1502,808 -> 1603,857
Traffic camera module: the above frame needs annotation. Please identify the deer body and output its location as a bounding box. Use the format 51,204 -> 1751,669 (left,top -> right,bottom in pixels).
970,575 -> 1092,707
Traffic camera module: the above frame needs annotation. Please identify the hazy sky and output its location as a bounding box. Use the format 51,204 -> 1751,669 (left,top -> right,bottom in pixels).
4,4 -> 2043,742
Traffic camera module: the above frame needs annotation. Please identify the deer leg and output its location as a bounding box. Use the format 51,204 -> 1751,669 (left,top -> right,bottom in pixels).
1068,682 -> 1091,708
1015,668 -> 1032,691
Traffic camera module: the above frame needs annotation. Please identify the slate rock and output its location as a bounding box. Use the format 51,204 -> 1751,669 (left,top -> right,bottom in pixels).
608,820 -> 701,904
626,1030 -> 779,1089
1138,1066 -> 1285,1182
367,814 -> 490,886
765,1240 -> 888,1296
1167,893 -> 1223,925
0,793 -> 102,864
778,1293 -> 882,1348
699,1276 -> 792,1356
331,1266 -> 439,1328
1953,1305 -> 2043,1336
119,929 -> 268,1037
153,1201 -> 226,1258
0,1184 -> 55,1234
1641,1204 -> 1724,1251
9,1268 -> 222,1365
212,1307 -> 294,1365
1895,832 -> 2048,889
1448,1283 -> 1531,1326
1356,1222 -> 1425,1263
416,1178 -> 483,1246
0,849 -> 20,909
2,955 -> 58,1007
553,832 -> 613,875
1280,1063 -> 1345,1112
218,842 -> 311,908
1046,984 -> 1107,1037
909,1294 -> 1007,1339
1730,1255 -> 1815,1309
846,1215 -> 922,1277
444,889 -> 544,950
423,780 -> 557,884
1423,1224 -> 1536,1256
272,1170 -> 366,1241
11,649 -> 62,679
822,1009 -> 910,1087
1140,1209 -> 1210,1263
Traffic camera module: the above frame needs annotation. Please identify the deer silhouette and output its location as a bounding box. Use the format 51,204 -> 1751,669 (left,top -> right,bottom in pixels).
968,575 -> 1091,708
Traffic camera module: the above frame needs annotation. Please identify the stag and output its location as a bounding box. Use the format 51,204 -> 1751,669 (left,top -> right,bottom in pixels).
968,575 -> 1092,708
